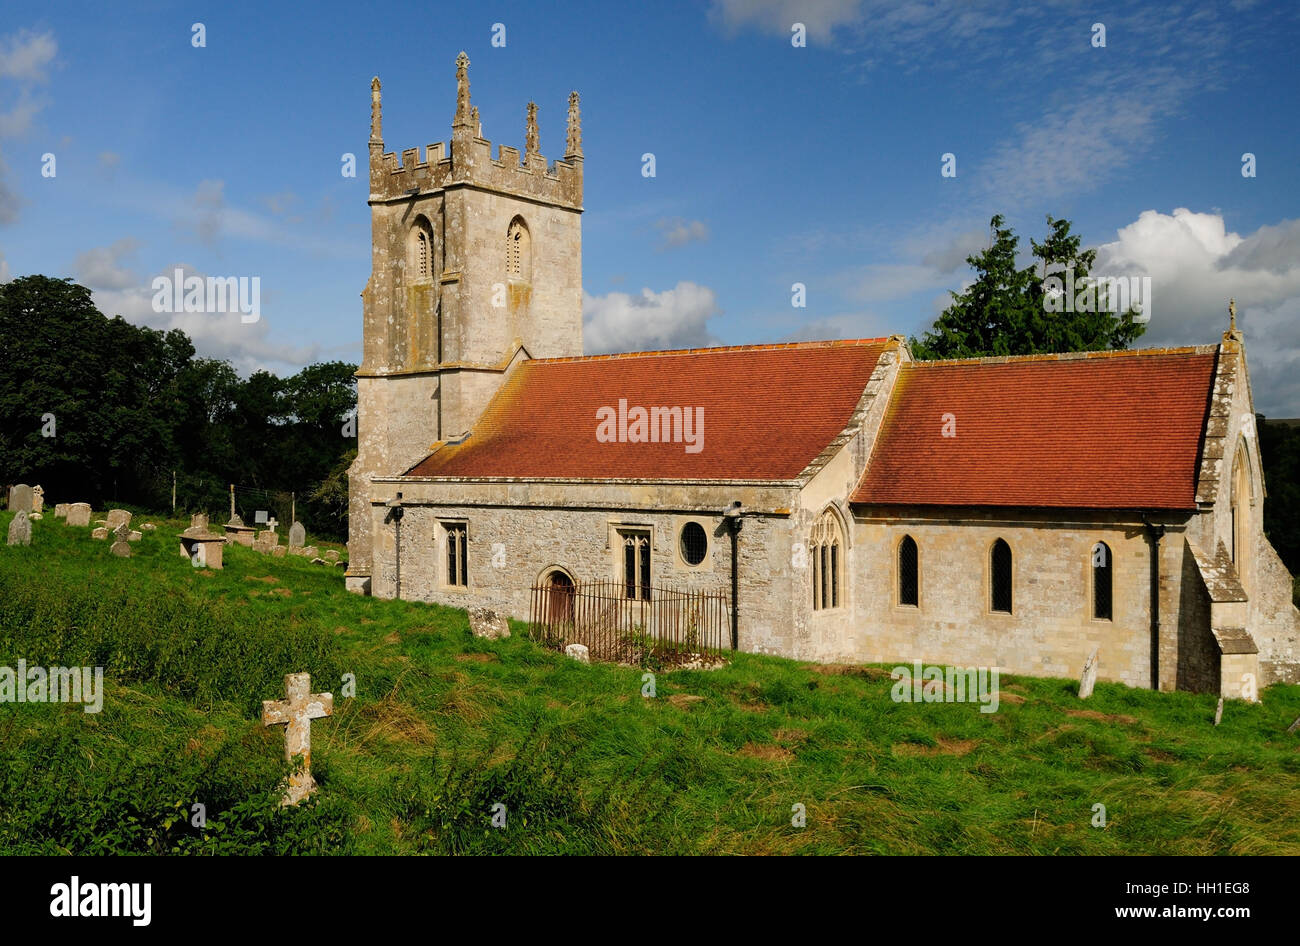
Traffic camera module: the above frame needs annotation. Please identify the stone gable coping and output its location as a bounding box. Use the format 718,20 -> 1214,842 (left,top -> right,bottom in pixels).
1195,344 -> 1232,505
1187,535 -> 1248,603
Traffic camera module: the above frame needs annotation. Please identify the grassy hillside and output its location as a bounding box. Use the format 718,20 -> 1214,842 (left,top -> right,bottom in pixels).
1,510 -> 1298,855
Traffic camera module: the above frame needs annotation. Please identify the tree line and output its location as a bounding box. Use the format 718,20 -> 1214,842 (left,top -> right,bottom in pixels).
0,275 -> 356,538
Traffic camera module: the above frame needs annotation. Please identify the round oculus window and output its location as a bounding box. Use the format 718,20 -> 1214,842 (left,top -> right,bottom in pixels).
680,522 -> 708,566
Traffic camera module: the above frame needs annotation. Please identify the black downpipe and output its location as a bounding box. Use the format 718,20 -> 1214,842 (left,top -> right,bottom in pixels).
390,496 -> 405,600
1142,515 -> 1165,690
727,503 -> 743,651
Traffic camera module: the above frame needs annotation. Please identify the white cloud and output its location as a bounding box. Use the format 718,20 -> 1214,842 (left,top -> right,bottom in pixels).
778,311 -> 888,342
0,250 -> 9,282
74,238 -> 140,290
1093,208 -> 1300,415
583,281 -> 722,354
191,179 -> 225,246
0,30 -> 57,229
978,94 -> 1162,205
711,0 -> 862,44
655,217 -> 710,250
92,263 -> 321,375
0,29 -> 56,82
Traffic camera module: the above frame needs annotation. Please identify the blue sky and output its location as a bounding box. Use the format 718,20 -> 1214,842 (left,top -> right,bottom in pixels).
2,0 -> 1300,411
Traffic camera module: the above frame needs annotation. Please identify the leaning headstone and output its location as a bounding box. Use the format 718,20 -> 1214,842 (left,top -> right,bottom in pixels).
127,530 -> 142,543
28,512 -> 42,521
54,503 -> 68,519
7,511 -> 31,546
91,527 -> 108,540
142,523 -> 156,531
7,484 -> 32,513
66,503 -> 92,527
271,546 -> 286,558
110,525 -> 131,558
1078,647 -> 1099,700
468,606 -> 511,640
1214,697 -> 1224,727
323,549 -> 339,562
261,672 -> 333,806
106,509 -> 132,531
291,545 -> 318,558
564,643 -> 590,664
289,521 -> 305,548
30,486 -> 44,514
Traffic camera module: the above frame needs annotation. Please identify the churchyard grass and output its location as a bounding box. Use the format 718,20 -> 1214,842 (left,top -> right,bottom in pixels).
1,509 -> 1298,855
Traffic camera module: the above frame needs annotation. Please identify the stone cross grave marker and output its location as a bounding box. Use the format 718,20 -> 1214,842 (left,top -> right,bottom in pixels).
30,485 -> 43,513
111,522 -> 131,558
1078,647 -> 1099,699
261,673 -> 333,806
7,510 -> 31,546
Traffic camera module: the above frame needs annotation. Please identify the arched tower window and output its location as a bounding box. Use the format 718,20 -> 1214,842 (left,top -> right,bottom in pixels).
1092,542 -> 1112,621
506,216 -> 531,283
811,509 -> 843,611
408,217 -> 434,283
990,539 -> 1013,614
898,535 -> 919,607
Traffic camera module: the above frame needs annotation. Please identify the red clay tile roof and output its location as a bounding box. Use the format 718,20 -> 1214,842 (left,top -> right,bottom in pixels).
405,339 -> 888,480
851,347 -> 1219,510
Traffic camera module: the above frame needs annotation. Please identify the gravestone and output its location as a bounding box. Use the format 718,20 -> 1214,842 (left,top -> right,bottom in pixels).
323,549 -> 339,562
66,503 -> 92,527
291,545 -> 317,558
1078,647 -> 1099,699
28,513 -> 42,521
142,523 -> 156,531
261,673 -> 333,806
30,485 -> 44,513
92,527 -> 108,540
7,484 -> 32,513
105,509 -> 132,531
564,643 -> 590,664
54,503 -> 68,519
188,513 -> 208,534
110,523 -> 131,557
288,521 -> 305,548
468,607 -> 510,640
128,530 -> 142,542
254,530 -> 279,552
271,545 -> 286,558
7,511 -> 31,546
1214,697 -> 1224,726
255,510 -> 268,525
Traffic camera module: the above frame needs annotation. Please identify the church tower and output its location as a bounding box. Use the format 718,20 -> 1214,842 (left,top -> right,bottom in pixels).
347,54 -> 584,593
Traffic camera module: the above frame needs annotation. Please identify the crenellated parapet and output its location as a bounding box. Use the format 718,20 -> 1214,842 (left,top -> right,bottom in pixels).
369,54 -> 583,209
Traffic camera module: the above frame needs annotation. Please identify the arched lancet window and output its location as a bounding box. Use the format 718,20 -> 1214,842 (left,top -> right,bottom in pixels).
408,217 -> 434,283
506,216 -> 531,283
1092,541 -> 1112,621
811,510 -> 843,611
1231,443 -> 1252,566
898,535 -> 918,607
990,539 -> 1012,614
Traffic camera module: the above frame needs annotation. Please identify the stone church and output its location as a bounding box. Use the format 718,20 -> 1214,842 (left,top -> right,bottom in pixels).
347,54 -> 1300,699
